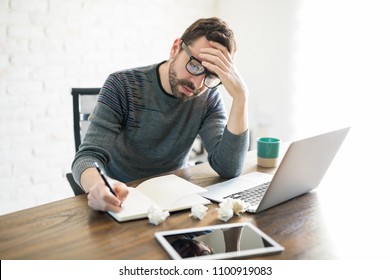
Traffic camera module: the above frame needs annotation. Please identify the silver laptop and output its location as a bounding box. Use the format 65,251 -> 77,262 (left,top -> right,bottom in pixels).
202,127 -> 350,213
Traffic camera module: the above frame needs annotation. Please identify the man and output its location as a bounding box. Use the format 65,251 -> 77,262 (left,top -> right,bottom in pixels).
72,17 -> 249,212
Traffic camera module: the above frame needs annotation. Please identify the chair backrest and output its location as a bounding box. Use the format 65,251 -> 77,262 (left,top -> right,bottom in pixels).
71,88 -> 100,152
67,88 -> 100,196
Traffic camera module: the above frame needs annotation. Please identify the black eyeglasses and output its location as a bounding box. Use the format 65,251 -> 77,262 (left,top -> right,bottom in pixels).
181,41 -> 221,89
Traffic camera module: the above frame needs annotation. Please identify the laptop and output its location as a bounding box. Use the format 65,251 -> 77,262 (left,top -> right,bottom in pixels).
202,127 -> 350,213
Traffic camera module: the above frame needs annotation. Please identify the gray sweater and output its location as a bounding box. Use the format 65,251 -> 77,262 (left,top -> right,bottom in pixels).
72,62 -> 249,185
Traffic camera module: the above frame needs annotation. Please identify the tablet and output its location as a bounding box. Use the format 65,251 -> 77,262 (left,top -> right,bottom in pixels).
155,222 -> 284,260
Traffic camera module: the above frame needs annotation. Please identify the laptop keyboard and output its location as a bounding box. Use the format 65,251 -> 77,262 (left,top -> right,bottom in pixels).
223,182 -> 270,207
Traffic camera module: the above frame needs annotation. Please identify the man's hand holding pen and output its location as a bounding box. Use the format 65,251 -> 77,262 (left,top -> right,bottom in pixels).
85,163 -> 129,213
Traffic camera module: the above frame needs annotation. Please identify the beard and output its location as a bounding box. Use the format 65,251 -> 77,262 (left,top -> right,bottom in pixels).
168,58 -> 205,102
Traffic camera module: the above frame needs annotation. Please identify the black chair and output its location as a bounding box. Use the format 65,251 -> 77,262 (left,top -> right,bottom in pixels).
67,88 -> 100,195
71,88 -> 101,153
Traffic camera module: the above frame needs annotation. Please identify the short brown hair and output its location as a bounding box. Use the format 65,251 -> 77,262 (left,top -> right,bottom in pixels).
180,17 -> 237,54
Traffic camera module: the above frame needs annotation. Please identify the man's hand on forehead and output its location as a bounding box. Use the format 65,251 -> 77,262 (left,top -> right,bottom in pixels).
199,41 -> 233,80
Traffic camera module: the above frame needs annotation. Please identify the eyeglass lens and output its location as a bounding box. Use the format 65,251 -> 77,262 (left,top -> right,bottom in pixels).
183,42 -> 221,89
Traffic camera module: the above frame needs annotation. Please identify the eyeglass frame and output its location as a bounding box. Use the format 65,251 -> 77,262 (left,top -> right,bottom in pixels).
181,41 -> 222,89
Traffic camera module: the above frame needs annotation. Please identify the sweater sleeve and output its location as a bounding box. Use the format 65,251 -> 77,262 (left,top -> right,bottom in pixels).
208,128 -> 249,178
71,73 -> 127,185
199,91 -> 249,178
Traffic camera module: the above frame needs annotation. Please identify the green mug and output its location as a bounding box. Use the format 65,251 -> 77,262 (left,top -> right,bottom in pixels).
257,137 -> 280,168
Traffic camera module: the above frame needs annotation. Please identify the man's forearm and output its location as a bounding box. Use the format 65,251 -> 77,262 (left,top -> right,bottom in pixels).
226,95 -> 248,135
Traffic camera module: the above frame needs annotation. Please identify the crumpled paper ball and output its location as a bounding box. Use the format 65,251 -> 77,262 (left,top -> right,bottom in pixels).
189,204 -> 209,220
230,198 -> 249,215
217,198 -> 249,222
147,205 -> 169,226
217,202 -> 234,222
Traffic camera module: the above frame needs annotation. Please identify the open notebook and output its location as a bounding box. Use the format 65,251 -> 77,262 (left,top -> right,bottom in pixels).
108,174 -> 211,222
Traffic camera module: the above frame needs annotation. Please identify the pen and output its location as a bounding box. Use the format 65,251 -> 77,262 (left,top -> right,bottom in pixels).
94,162 -> 117,198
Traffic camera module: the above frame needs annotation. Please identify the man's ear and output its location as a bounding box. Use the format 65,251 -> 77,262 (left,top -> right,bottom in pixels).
169,38 -> 182,59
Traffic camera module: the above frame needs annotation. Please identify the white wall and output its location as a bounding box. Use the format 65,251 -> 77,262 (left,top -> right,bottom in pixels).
216,0 -> 300,143
230,0 -> 388,135
292,0 -> 390,138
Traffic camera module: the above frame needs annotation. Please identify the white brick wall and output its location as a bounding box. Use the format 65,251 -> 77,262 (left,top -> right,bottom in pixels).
0,0 -> 216,215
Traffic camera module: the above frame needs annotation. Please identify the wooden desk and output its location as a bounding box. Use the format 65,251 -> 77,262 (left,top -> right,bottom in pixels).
1,150 -> 389,260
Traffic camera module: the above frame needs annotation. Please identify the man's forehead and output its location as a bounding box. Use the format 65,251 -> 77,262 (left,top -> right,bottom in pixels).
187,36 -> 214,52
